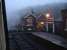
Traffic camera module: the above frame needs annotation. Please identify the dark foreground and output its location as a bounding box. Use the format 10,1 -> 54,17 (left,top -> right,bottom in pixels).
8,32 -> 67,50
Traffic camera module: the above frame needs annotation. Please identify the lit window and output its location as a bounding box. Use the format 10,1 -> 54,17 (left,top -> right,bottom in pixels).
27,28 -> 32,30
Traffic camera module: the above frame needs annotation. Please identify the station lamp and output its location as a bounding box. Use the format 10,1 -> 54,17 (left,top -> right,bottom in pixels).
45,13 -> 50,18
40,22 -> 44,25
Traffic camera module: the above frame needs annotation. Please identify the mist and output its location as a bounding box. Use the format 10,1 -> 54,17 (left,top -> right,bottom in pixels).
5,0 -> 67,30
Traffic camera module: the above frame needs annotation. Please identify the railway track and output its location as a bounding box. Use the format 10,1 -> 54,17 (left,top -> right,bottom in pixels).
8,32 -> 48,50
8,32 -> 67,50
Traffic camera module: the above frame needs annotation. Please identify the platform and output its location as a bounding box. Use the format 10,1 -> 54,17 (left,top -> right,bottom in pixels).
32,32 -> 67,48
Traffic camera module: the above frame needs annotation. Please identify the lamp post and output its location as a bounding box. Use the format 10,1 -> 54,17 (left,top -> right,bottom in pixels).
53,16 -> 55,33
45,13 -> 55,33
45,13 -> 50,32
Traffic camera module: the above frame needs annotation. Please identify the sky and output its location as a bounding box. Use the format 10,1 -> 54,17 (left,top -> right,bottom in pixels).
5,0 -> 67,30
5,0 -> 67,11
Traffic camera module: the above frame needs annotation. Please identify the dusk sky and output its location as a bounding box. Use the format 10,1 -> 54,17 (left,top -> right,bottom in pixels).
5,0 -> 67,12
5,0 -> 67,30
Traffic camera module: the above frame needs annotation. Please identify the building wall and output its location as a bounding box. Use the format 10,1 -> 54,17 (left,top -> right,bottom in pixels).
61,9 -> 67,38
54,21 -> 63,35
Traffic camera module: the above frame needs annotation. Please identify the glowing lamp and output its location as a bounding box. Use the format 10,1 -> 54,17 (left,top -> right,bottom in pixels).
46,13 -> 50,18
40,22 -> 44,24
